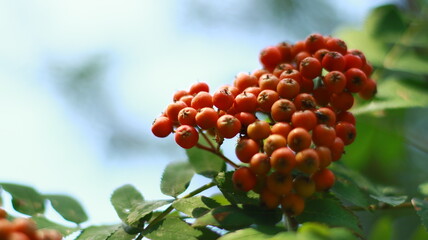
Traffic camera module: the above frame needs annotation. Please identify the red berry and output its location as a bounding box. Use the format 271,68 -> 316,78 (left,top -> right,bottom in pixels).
152,116 -> 173,138
174,125 -> 199,149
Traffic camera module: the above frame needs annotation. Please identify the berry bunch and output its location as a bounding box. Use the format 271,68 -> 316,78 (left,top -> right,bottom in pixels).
152,33 -> 376,216
0,208 -> 62,240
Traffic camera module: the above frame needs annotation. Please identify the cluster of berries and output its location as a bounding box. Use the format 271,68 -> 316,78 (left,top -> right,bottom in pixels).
0,208 -> 62,240
151,33 -> 376,216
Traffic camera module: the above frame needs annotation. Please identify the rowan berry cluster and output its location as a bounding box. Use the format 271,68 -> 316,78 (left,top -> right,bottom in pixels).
152,33 -> 376,216
0,208 -> 62,240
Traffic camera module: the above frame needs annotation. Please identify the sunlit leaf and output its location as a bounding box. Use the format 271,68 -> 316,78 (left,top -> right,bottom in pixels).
0,183 -> 45,216
127,200 -> 171,226
161,161 -> 194,198
110,184 -> 145,227
45,194 -> 88,224
186,134 -> 226,178
144,217 -> 202,240
31,216 -> 79,236
75,224 -> 120,240
172,196 -> 221,218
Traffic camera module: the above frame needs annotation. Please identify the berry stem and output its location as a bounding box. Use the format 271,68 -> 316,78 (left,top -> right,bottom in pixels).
137,181 -> 217,239
195,143 -> 239,169
285,213 -> 298,232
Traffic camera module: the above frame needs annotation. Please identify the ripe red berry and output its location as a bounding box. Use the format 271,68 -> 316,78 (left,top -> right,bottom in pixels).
305,33 -> 325,53
195,107 -> 218,129
191,91 -> 213,110
257,89 -> 280,113
178,107 -> 197,126
330,91 -> 354,112
234,72 -> 258,92
299,57 -> 322,79
312,124 -> 336,147
335,122 -> 356,145
291,110 -> 317,131
189,82 -> 210,95
314,107 -> 336,126
235,138 -> 260,163
250,153 -> 271,175
213,87 -> 235,111
271,99 -> 296,122
259,46 -> 282,71
233,167 -> 257,192
345,68 -> 368,93
217,114 -> 242,139
321,51 -> 345,72
325,37 -> 347,55
270,147 -> 296,174
247,120 -> 271,141
234,92 -> 258,113
287,127 -> 311,152
276,78 -> 300,100
259,73 -> 279,91
323,71 -> 346,93
174,125 -> 199,149
166,101 -> 187,122
151,116 -> 173,138
312,168 -> 336,191
296,148 -> 320,175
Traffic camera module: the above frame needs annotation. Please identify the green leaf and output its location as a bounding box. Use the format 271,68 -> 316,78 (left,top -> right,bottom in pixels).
331,172 -> 372,208
31,216 -> 79,236
296,195 -> 363,236
45,194 -> 88,224
186,134 -> 226,178
0,183 -> 45,215
161,161 -> 195,198
110,184 -> 144,226
412,198 -> 428,231
352,78 -> 428,115
298,222 -> 358,240
418,182 -> 428,196
195,226 -> 221,240
193,205 -> 253,230
368,217 -> 393,240
143,217 -> 202,240
172,196 -> 221,218
218,225 -> 288,240
127,200 -> 171,226
365,4 -> 406,42
214,172 -> 259,205
76,225 -> 120,240
370,194 -> 407,206
107,227 -> 137,240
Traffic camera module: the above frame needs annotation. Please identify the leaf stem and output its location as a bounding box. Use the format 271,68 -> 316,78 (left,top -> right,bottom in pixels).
196,143 -> 239,169
137,181 -> 217,239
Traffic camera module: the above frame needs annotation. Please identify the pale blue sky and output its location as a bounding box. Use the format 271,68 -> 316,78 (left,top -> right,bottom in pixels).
0,0 -> 394,226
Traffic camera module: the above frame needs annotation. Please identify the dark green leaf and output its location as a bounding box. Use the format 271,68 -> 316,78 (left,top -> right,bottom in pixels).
370,194 -> 407,206
0,183 -> 45,215
110,184 -> 144,226
218,225 -> 288,240
31,216 -> 79,236
352,78 -> 428,115
214,172 -> 259,205
172,196 -> 221,218
144,217 -> 202,240
412,198 -> 428,231
195,226 -> 221,240
161,161 -> 195,198
331,172 -> 371,208
186,134 -> 226,178
193,205 -> 252,230
76,225 -> 120,240
45,194 -> 88,224
296,195 -> 363,236
127,200 -> 171,226
365,4 -> 406,41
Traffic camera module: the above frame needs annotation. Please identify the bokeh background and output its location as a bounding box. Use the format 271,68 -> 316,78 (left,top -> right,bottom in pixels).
1,0 -> 427,238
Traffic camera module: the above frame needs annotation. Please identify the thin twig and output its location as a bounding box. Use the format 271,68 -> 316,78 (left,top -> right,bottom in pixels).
347,201 -> 414,211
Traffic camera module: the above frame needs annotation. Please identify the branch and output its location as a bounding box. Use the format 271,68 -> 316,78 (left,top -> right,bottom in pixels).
196,143 -> 239,169
347,201 -> 414,211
